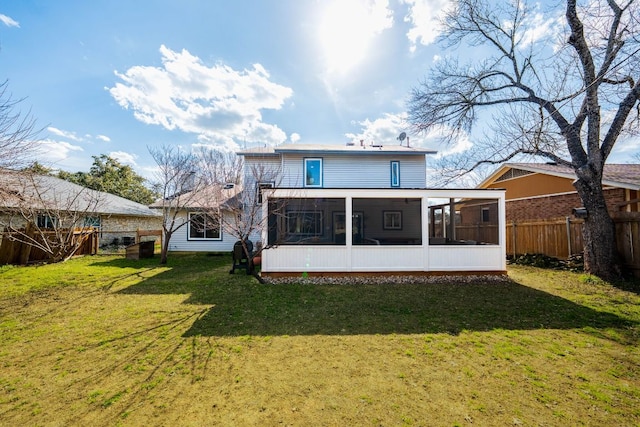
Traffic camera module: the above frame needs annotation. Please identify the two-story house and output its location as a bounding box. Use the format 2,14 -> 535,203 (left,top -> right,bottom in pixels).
238,142 -> 506,277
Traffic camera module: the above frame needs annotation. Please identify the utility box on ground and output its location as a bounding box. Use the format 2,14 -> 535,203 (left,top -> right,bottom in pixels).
125,240 -> 155,260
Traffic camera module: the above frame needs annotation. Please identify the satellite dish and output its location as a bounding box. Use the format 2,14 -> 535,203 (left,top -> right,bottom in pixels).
397,132 -> 407,145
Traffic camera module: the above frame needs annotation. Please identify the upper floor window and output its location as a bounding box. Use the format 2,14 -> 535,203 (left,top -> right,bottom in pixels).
256,182 -> 275,204
390,161 -> 400,187
188,212 -> 221,240
304,158 -> 323,187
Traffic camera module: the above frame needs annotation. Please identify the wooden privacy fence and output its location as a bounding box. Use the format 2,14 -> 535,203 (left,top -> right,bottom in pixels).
507,213 -> 640,276
0,228 -> 99,265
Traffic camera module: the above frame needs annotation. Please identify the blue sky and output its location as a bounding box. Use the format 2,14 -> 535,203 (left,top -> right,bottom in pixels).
1,1 -> 637,179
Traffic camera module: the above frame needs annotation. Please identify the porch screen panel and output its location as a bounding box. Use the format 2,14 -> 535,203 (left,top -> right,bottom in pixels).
267,198 -> 345,245
428,198 -> 499,245
352,198 -> 422,245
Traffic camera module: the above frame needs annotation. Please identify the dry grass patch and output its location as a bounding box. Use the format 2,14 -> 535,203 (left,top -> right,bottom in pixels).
0,254 -> 638,426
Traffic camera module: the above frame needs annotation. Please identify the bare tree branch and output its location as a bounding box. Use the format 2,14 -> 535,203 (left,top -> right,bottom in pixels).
408,0 -> 640,279
0,170 -> 103,263
148,145 -> 207,265
0,80 -> 42,169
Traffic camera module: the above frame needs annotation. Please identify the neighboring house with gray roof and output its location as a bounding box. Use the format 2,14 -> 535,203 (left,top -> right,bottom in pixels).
478,163 -> 640,221
0,170 -> 162,248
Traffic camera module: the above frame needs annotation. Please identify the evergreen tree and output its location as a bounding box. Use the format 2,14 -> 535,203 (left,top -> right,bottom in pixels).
58,155 -> 158,205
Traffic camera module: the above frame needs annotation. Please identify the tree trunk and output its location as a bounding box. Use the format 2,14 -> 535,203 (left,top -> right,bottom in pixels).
575,180 -> 621,280
160,231 -> 172,265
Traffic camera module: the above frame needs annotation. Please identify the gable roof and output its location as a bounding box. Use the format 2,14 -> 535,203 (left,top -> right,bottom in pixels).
0,170 -> 160,217
478,163 -> 640,191
238,143 -> 437,156
149,183 -> 242,210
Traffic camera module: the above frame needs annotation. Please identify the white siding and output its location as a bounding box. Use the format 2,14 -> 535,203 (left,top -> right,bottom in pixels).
263,246 -> 349,272
427,246 -> 505,271
281,154 -> 426,188
168,210 -> 237,252
243,156 -> 282,189
351,246 -> 423,271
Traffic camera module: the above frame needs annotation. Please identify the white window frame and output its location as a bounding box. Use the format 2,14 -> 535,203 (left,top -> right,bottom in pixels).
188,212 -> 222,240
304,158 -> 323,188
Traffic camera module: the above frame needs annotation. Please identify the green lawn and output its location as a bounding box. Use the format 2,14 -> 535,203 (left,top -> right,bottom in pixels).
0,253 -> 638,426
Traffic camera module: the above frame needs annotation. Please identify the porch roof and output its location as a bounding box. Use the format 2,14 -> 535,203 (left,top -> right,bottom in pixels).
264,187 -> 506,198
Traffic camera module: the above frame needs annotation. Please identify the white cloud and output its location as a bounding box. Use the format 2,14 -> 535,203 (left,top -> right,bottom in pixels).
0,14 -> 19,28
109,151 -> 137,166
401,0 -> 452,53
47,127 -> 82,142
34,139 -> 84,165
424,124 -> 473,158
96,134 -> 111,142
346,113 -> 409,146
108,45 -> 294,149
290,133 -> 301,144
346,112 -> 472,157
607,136 -> 640,163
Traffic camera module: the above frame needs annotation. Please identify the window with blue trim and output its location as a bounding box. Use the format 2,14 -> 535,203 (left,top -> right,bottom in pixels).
390,161 -> 400,187
304,158 -> 323,187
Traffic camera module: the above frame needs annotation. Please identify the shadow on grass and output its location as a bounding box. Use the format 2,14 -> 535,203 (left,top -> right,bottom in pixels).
96,254 -> 638,340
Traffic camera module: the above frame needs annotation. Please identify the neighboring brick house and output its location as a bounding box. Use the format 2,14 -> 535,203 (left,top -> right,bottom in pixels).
478,163 -> 640,222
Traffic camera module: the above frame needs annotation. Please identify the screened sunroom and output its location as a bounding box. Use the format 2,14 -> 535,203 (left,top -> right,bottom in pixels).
260,188 -> 506,276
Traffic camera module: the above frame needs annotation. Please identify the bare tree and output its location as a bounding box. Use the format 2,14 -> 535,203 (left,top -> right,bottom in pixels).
196,147 -> 243,186
199,150 -> 283,282
148,145 -> 206,264
408,0 -> 640,280
0,80 -> 41,169
0,170 -> 102,263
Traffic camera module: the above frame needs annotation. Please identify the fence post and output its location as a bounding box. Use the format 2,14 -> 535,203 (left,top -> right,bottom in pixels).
512,221 -> 517,258
566,216 -> 572,257
18,223 -> 34,265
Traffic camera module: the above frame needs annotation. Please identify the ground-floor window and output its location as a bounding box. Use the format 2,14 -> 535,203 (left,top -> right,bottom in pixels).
188,212 -> 221,240
83,216 -> 101,228
37,214 -> 58,229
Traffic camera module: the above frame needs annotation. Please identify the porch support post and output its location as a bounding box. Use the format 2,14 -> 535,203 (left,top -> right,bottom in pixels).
448,198 -> 456,240
499,193 -> 507,270
345,196 -> 353,272
422,194 -> 429,272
